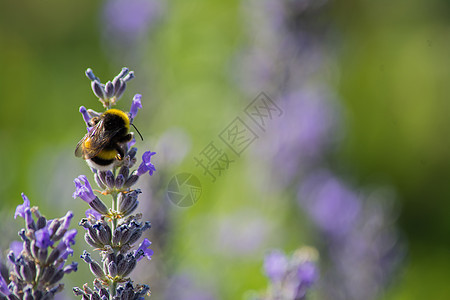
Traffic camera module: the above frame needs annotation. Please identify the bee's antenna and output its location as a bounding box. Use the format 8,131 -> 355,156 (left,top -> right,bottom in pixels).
131,123 -> 144,141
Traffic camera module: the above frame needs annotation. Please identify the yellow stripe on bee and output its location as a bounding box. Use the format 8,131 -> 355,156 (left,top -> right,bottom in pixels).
105,109 -> 130,130
97,149 -> 118,160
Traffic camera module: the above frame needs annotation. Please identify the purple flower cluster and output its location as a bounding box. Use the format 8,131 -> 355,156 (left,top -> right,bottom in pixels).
259,248 -> 318,300
299,171 -> 401,300
72,68 -> 155,299
0,194 -> 77,299
101,0 -> 164,49
240,0 -> 403,299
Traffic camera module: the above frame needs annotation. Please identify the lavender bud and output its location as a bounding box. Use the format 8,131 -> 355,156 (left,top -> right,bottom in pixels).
107,261 -> 118,277
119,228 -> 133,245
94,173 -> 106,190
86,68 -> 99,82
85,234 -> 103,249
112,227 -> 124,246
7,251 -> 15,264
38,248 -> 48,264
20,263 -> 33,283
105,81 -> 115,98
117,67 -> 129,79
115,81 -> 127,100
116,256 -> 127,277
124,175 -> 139,189
89,261 -> 105,279
95,223 -> 111,245
46,248 -> 61,266
99,288 -> 109,299
115,174 -> 125,189
90,293 -> 101,300
112,77 -> 123,96
105,171 -> 115,189
123,72 -> 134,82
48,269 -> 64,285
48,219 -> 62,237
36,216 -> 46,230
119,166 -> 129,180
31,240 -> 39,260
24,208 -> 35,231
127,148 -> 137,160
41,265 -> 56,283
91,80 -> 106,99
127,230 -> 143,246
89,198 -> 109,215
73,287 -> 86,297
120,258 -> 136,278
24,287 -> 33,300
81,251 -> 105,279
118,190 -> 140,215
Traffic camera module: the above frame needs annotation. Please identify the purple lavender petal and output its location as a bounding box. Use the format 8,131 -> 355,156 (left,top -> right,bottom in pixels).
136,151 -> 156,176
85,209 -> 102,221
60,211 -> 74,231
63,262 -> 78,274
14,193 -> 30,219
63,229 -> 77,247
130,94 -> 142,120
61,248 -> 74,260
35,227 -> 54,249
136,238 -> 153,261
73,175 -> 96,203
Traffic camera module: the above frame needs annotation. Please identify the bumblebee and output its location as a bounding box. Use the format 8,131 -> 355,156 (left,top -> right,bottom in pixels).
75,109 -> 135,170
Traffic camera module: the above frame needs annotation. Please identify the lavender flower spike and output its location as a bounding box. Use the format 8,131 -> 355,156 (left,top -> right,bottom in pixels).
130,94 -> 142,121
73,175 -> 96,203
136,151 -> 156,176
14,193 -> 30,219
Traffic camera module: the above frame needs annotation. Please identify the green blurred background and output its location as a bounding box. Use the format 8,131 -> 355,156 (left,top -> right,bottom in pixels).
1,0 -> 450,299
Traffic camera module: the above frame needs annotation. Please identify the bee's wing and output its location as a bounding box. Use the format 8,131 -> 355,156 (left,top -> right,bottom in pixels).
75,119 -> 123,160
74,120 -> 106,159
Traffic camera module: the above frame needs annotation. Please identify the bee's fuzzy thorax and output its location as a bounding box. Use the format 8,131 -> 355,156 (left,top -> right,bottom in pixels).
104,109 -> 130,130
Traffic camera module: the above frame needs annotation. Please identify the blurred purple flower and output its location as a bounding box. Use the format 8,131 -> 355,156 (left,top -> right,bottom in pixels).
264,250 -> 288,282
164,274 -> 217,300
9,241 -> 23,257
261,89 -> 341,186
102,0 -> 163,44
0,274 -> 10,296
262,248 -> 318,300
299,169 -> 361,238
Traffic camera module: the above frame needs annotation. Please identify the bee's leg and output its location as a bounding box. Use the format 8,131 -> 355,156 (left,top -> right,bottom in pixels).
117,133 -> 133,143
115,144 -> 126,160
